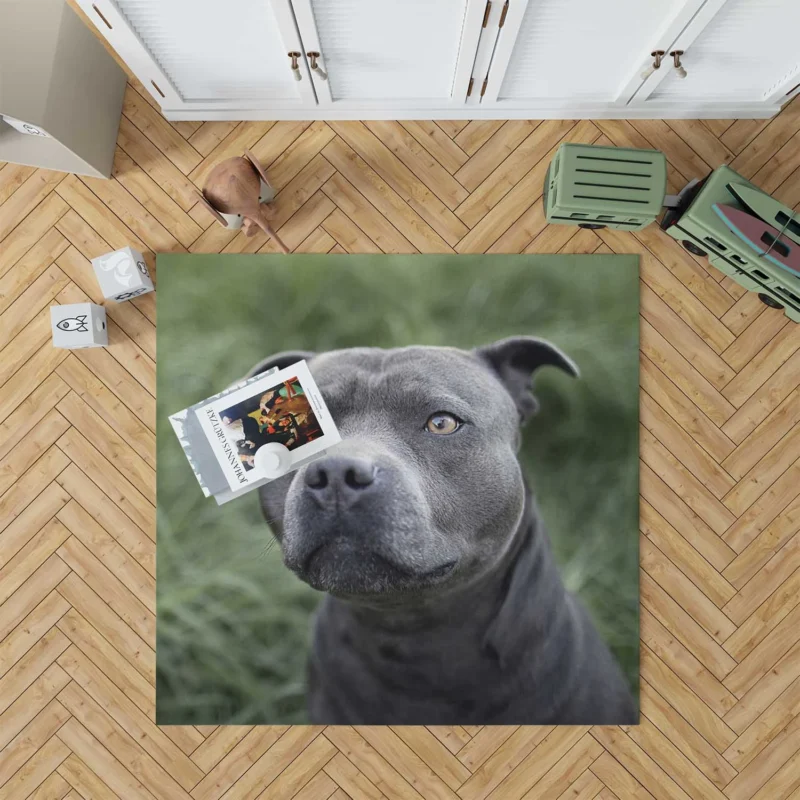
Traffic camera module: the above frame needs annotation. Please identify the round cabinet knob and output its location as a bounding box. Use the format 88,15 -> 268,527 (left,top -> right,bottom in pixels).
288,51 -> 302,81
670,50 -> 687,79
641,50 -> 665,81
307,52 -> 328,81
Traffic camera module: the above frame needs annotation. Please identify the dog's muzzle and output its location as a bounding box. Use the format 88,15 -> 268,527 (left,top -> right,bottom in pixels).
303,455 -> 378,510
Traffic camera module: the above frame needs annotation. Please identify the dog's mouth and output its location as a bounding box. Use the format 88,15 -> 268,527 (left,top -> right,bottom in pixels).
298,538 -> 458,594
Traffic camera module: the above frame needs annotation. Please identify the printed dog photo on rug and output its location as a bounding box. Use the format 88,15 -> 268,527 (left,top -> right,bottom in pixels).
156,254 -> 640,726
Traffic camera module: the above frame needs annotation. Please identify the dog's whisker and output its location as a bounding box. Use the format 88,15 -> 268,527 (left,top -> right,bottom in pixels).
252,536 -> 280,560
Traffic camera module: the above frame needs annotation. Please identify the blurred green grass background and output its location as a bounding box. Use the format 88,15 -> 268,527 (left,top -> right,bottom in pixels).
156,254 -> 639,724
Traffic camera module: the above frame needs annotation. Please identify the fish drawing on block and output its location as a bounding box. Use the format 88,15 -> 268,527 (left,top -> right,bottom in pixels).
727,183 -> 800,246
712,204 -> 800,277
101,251 -> 134,287
56,315 -> 89,332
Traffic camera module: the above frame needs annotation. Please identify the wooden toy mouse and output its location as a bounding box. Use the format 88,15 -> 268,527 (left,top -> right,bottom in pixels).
197,149 -> 290,253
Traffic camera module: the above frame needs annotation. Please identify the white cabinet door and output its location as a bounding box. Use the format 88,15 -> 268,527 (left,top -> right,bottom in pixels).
290,0 -> 487,108
481,0 -> 707,111
76,0 -> 316,112
632,0 -> 800,108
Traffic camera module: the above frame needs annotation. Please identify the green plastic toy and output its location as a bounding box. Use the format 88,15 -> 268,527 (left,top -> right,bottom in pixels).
543,143 -> 667,231
544,142 -> 800,322
660,165 -> 800,322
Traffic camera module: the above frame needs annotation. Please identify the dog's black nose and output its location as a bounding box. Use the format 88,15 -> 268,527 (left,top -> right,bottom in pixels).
304,456 -> 376,505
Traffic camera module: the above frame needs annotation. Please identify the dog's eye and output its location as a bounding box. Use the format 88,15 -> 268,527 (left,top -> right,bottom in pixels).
425,413 -> 462,435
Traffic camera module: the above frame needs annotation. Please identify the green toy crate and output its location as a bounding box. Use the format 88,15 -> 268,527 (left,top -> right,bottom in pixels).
544,143 -> 667,231
660,164 -> 800,323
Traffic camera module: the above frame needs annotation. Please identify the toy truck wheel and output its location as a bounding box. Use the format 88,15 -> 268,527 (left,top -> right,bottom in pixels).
578,223 -> 606,230
758,293 -> 784,310
682,240 -> 707,257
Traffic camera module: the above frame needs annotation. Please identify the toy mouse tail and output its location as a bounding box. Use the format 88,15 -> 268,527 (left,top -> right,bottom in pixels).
254,213 -> 290,254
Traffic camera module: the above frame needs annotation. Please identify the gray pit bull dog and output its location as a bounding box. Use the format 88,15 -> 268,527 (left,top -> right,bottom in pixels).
248,337 -> 637,724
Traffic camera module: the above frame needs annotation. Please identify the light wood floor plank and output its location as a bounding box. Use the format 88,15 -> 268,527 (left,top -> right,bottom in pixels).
252,733 -> 337,800
56,572 -> 155,683
55,427 -> 154,537
190,726 -> 288,800
723,388 -> 800,478
0,193 -> 69,279
322,173 -> 416,254
322,137 -> 453,253
57,499 -> 155,611
116,116 -> 201,211
723,644 -> 800,735
436,120 -> 470,139
56,606 -> 154,716
0,697 -> 71,788
0,518 -> 72,608
215,726 -> 325,800
0,733 -> 70,799
457,727 -> 552,800
322,208 -> 382,254
390,727 -> 472,790
57,646 -> 203,791
0,169 -> 66,243
56,535 -> 154,645
263,122 -> 336,192
56,390 -> 155,498
641,571 -> 737,682
0,591 -> 70,681
427,726 -> 472,756
56,355 -> 155,465
322,752 -> 384,800
641,391 -> 736,501
112,147 -> 203,248
55,464 -> 155,575
456,119 -> 581,233
588,751 -> 655,800
590,726 -> 694,800
641,536 -> 736,643
729,98 -> 800,179
0,162 -> 36,206
0,627 -> 70,717
187,122 -> 238,158
0,664 -> 70,753
0,228 -> 68,316
454,121 -> 506,156
122,85 -> 202,175
57,752 -> 120,800
400,121 -> 469,175
0,264 -> 70,347
640,644 -> 737,752
329,121 -> 468,247
56,716 -> 160,800
638,679 -> 737,790
724,675 -> 800,770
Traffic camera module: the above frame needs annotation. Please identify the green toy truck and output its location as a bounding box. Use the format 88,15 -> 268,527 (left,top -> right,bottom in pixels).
544,143 -> 800,322
660,165 -> 800,322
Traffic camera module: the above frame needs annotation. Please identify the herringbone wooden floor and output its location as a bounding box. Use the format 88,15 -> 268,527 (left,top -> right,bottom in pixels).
2,66 -> 800,799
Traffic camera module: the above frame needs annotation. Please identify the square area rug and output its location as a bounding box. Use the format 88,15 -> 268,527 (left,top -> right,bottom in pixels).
156,254 -> 639,725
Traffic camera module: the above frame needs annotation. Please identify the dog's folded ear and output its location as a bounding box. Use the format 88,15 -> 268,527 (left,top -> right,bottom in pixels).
246,350 -> 316,379
475,336 -> 579,422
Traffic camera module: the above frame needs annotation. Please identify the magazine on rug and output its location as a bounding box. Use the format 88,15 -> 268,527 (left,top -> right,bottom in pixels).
169,360 -> 341,504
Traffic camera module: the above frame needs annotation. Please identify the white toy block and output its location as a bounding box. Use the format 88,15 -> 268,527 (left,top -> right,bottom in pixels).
51,303 -> 107,349
91,246 -> 154,302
